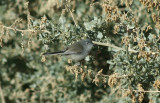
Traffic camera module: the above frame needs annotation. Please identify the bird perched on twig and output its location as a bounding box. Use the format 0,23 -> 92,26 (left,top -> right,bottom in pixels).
43,39 -> 94,61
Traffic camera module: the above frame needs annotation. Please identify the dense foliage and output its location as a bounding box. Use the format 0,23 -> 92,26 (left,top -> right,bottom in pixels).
0,0 -> 160,103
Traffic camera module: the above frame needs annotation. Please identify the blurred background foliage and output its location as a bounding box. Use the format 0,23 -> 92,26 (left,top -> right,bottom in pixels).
0,0 -> 160,103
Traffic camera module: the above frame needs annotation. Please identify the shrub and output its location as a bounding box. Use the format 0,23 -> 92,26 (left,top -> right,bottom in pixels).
0,0 -> 159,103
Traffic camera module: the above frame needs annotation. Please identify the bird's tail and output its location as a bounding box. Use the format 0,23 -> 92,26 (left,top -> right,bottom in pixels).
43,51 -> 64,55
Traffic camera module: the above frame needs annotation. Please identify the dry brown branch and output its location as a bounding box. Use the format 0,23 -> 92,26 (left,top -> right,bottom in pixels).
122,89 -> 160,93
92,41 -> 159,54
0,25 -> 51,34
65,4 -> 78,27
68,8 -> 78,27
105,74 -> 129,78
93,41 -> 138,53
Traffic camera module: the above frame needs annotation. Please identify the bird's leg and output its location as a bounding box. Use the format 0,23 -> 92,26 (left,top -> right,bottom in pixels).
73,60 -> 85,68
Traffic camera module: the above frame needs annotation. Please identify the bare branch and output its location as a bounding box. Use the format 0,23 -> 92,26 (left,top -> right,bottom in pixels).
92,41 -> 159,54
0,25 -> 51,34
122,88 -> 160,93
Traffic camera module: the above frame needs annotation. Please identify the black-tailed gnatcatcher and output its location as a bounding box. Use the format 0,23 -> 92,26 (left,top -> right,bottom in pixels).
43,39 -> 93,61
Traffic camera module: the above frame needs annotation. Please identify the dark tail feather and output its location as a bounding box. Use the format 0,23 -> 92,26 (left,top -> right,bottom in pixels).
43,51 -> 64,55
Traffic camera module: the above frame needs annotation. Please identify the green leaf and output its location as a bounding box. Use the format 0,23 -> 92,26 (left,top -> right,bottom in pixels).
97,31 -> 103,39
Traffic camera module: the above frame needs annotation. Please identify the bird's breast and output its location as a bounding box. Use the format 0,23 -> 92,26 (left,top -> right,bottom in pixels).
67,52 -> 88,61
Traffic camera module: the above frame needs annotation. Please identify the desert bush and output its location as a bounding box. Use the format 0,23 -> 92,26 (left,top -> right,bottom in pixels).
0,0 -> 160,103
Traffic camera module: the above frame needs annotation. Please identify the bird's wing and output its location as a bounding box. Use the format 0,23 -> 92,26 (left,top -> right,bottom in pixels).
63,42 -> 83,55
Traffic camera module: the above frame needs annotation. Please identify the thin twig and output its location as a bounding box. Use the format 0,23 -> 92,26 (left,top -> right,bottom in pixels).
92,41 -> 138,53
25,2 -> 31,29
0,84 -> 5,103
65,4 -> 78,27
103,74 -> 129,78
68,9 -> 78,27
93,41 -> 159,54
122,88 -> 160,93
0,25 -> 51,34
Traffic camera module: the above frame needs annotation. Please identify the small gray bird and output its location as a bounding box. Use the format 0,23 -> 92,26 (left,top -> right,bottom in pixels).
43,39 -> 93,61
